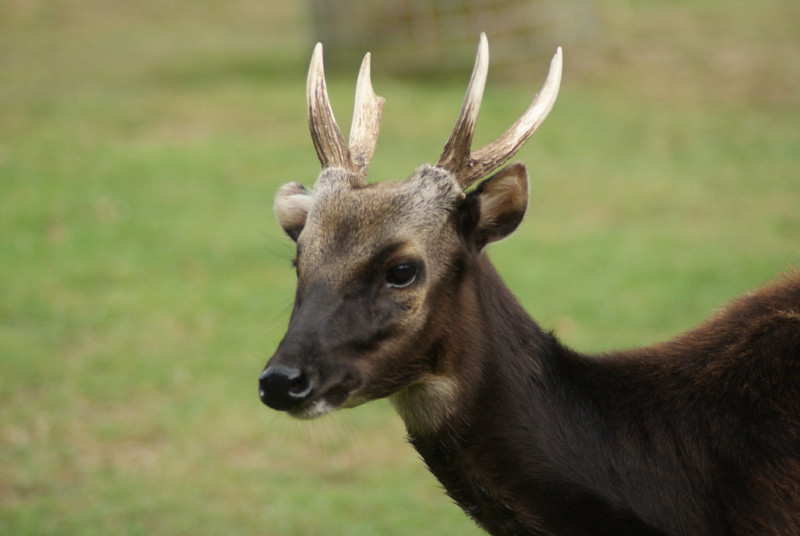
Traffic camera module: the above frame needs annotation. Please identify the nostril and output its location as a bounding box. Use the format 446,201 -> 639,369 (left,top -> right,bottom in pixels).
258,365 -> 313,411
288,375 -> 311,397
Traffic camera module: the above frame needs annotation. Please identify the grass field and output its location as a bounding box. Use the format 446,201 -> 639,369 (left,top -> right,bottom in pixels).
1,1 -> 798,535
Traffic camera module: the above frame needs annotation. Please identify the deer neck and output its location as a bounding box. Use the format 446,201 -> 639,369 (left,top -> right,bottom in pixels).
391,253 -> 559,437
392,255 -> 669,535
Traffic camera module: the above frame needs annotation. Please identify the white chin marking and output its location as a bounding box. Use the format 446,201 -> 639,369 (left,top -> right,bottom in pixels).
290,399 -> 335,420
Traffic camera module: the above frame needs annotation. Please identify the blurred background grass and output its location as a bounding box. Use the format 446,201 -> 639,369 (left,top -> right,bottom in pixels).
1,1 -> 798,535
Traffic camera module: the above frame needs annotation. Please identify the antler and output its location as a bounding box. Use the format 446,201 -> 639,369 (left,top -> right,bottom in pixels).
438,33 -> 563,189
307,44 -> 349,170
349,53 -> 384,177
307,44 -> 385,180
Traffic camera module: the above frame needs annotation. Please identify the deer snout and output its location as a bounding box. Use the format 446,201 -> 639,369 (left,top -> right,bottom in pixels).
258,364 -> 314,411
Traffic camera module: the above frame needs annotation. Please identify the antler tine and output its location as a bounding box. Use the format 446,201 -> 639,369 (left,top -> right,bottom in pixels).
437,33 -> 490,182
349,52 -> 385,177
460,47 -> 563,188
307,43 -> 351,171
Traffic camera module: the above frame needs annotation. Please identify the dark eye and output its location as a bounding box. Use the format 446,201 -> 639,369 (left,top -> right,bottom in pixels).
385,263 -> 418,288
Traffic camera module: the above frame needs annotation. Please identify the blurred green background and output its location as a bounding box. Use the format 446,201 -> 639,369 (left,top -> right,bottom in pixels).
1,1 -> 798,535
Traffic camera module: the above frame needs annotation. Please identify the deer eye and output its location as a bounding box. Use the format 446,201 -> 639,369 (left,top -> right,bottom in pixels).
385,263 -> 418,288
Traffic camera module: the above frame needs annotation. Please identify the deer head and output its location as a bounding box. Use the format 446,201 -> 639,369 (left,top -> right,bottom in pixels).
259,34 -> 562,422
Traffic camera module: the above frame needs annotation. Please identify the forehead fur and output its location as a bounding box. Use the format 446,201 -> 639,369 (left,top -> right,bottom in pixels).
297,165 -> 463,274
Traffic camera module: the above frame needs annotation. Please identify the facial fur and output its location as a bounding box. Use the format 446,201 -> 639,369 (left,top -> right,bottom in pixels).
264,158 -> 530,423
268,165 -> 467,416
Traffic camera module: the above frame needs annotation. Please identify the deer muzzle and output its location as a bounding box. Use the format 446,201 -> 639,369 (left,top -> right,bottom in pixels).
258,364 -> 314,411
258,283 -> 371,418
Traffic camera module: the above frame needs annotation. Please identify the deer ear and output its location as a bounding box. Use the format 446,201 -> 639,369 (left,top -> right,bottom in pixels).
274,182 -> 312,242
462,163 -> 529,249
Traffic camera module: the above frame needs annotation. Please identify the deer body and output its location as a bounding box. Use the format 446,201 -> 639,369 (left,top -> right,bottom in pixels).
258,35 -> 800,535
396,254 -> 800,535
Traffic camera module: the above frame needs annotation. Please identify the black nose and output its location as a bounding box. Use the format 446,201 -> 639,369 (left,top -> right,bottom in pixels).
258,365 -> 313,411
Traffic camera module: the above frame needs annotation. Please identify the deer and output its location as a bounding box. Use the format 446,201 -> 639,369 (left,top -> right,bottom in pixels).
257,34 -> 800,536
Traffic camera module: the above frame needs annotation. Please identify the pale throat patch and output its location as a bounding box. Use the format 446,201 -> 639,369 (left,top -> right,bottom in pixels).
390,375 -> 459,435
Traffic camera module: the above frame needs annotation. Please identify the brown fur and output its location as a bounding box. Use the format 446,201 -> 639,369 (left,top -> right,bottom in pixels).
261,156 -> 800,534
260,40 -> 800,535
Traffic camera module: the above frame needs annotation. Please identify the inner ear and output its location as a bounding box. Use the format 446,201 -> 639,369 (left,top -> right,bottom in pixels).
463,163 -> 529,249
274,182 -> 312,242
